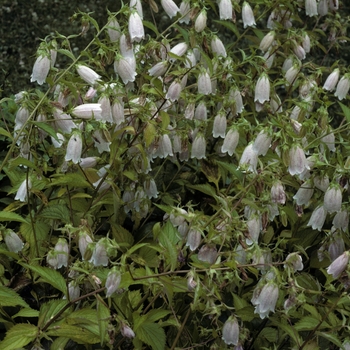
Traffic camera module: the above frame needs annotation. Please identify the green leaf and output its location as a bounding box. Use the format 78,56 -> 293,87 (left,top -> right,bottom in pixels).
66,308 -> 98,325
38,300 -> 71,328
145,309 -> 170,323
186,183 -> 217,198
135,322 -> 166,350
294,316 -> 329,331
20,220 -> 50,257
0,323 -> 38,350
97,298 -> 110,346
39,204 -> 71,223
315,331 -> 343,348
46,324 -> 100,344
213,20 -> 240,38
31,121 -> 60,141
13,308 -> 39,318
50,337 -> 70,350
0,127 -> 13,140
49,173 -> 91,188
0,211 -> 28,223
20,263 -> 67,295
144,122 -> 157,147
339,102 -> 350,123
143,20 -> 160,36
57,48 -> 76,61
0,285 -> 30,308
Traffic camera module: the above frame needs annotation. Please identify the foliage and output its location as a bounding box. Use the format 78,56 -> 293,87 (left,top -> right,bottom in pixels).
0,0 -> 350,349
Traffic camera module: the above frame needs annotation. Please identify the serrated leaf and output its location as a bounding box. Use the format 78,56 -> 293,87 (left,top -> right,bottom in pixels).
66,308 -> 98,325
0,323 -> 38,350
315,331 -> 343,348
186,183 -> 217,198
8,157 -> 37,169
213,20 -> 240,37
20,220 -> 50,257
57,48 -> 76,61
49,173 -> 91,188
50,337 -> 69,350
31,121 -> 60,141
0,211 -> 28,223
39,204 -> 70,223
97,298 -> 110,346
13,308 -> 39,318
145,309 -> 170,323
135,322 -> 166,350
46,324 -> 100,344
295,316 -> 329,331
20,263 -> 67,295
0,285 -> 30,308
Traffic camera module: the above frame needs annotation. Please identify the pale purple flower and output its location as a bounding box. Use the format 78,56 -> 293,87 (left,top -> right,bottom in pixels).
128,12 -> 144,43
54,238 -> 69,269
30,55 -> 51,85
246,215 -> 262,245
169,42 -> 188,61
114,57 -> 137,84
191,134 -> 206,159
76,65 -> 101,85
222,317 -> 239,345
98,96 -> 113,122
324,185 -> 342,213
253,130 -> 271,156
15,106 -> 29,128
148,61 -> 168,77
195,10 -> 207,32
93,130 -> 111,153
327,251 -> 349,278
161,0 -> 180,18
252,282 -> 279,319
4,229 -> 24,253
285,65 -> 299,85
335,75 -> 350,100
53,108 -> 77,134
293,44 -> 306,60
15,178 -> 32,202
230,89 -> 244,114
90,238 -> 109,266
71,103 -> 102,120
288,145 -> 309,176
284,253 -> 303,272
218,0 -> 232,20
213,112 -> 227,138
221,129 -> 239,156
323,69 -> 340,91
321,131 -> 335,152
313,176 -> 329,192
179,0 -> 191,24
65,132 -> 83,164
302,33 -> 311,53
198,71 -> 212,95
107,19 -> 121,42
66,281 -> 80,301
260,31 -> 275,52
144,178 -> 158,199
271,182 -> 286,205
211,36 -> 227,57
194,101 -> 207,121
78,231 -> 93,260
328,0 -> 338,11
293,181 -> 314,206
130,0 -> 143,18
332,210 -> 349,231
166,80 -> 182,101
121,324 -> 135,338
242,2 -> 256,28
186,228 -> 201,251
112,99 -> 125,126
239,143 -> 258,173
254,74 -> 270,103
318,0 -> 328,16
307,205 -> 327,231
328,231 -> 345,261
105,268 -> 121,297
198,245 -> 217,264
305,0 -> 318,16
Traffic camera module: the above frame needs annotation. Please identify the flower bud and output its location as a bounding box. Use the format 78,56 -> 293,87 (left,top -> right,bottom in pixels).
76,65 -> 101,86
327,251 -> 349,279
218,0 -> 232,20
323,69 -> 340,91
65,132 -> 83,164
78,230 -> 93,260
335,75 -> 350,101
148,61 -> 168,77
253,130 -> 271,156
212,112 -> 227,138
186,228 -> 201,251
128,11 -> 144,43
195,10 -> 207,32
161,0 -> 180,18
285,64 -> 299,85
222,317 -> 239,345
121,324 -> 135,338
105,268 -> 121,297
252,282 -> 279,319
271,182 -> 286,205
211,36 -> 227,57
254,74 -> 270,104
107,18 -> 121,42
293,181 -> 314,206
90,238 -> 109,266
169,42 -> 188,60
259,31 -> 275,52
198,245 -> 217,264
293,43 -> 306,60
305,0 -> 318,17
239,143 -> 258,173
3,229 -> 24,253
288,145 -> 309,176
242,2 -> 256,28
307,205 -> 327,231
30,55 -> 51,85
191,134 -> 206,159
15,178 -> 32,202
324,184 -> 342,213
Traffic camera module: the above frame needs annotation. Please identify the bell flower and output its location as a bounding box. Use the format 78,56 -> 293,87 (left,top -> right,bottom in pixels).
252,282 -> 279,319
211,36 -> 227,57
284,253 -> 303,272
90,238 -> 109,266
253,130 -> 271,156
327,251 -> 349,279
218,0 -> 232,20
198,245 -> 217,264
242,2 -> 256,28
332,210 -> 349,231
324,184 -> 342,213
198,71 -> 212,95
169,42 -> 188,61
293,181 -> 314,206
166,80 -> 182,101
271,182 -> 286,205
293,43 -> 306,60
191,134 -> 206,159
212,112 -> 227,138
239,143 -> 258,173
307,205 -> 327,231
254,74 -> 270,103
335,75 -> 350,101
105,268 -> 121,297
15,178 -> 32,202
128,11 -> 144,43
161,0 -> 180,18
121,324 -> 135,338
72,103 -> 102,120
305,0 -> 318,17
259,31 -> 275,52
4,229 -> 24,253
53,108 -> 77,134
328,0 -> 338,10
66,281 -> 80,301
285,65 -> 300,85
186,228 -> 201,251
328,232 -> 345,262
179,0 -> 191,24
246,215 -> 262,245
318,0 -> 328,16
30,55 -> 51,85
65,132 -> 83,164
222,317 -> 239,345
195,10 -> 207,32
130,0 -> 143,18
230,89 -> 244,115
288,145 -> 309,176
148,61 -> 168,77
114,57 -> 137,84
54,238 -> 69,269
221,129 -> 239,156
76,65 -> 101,86
107,19 -> 121,42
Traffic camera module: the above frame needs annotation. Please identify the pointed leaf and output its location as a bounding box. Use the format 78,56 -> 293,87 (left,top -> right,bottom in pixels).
46,324 -> 100,344
13,308 -> 39,318
0,211 -> 27,223
97,298 -> 110,346
0,285 -> 29,308
0,323 -> 38,350
135,322 -> 166,350
39,300 -> 69,327
39,204 -> 71,223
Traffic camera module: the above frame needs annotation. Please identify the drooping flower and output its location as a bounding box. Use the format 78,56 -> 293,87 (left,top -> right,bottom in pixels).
3,229 -> 24,253
222,317 -> 239,345
76,65 -> 101,85
305,0 -> 318,17
218,0 -> 232,20
242,2 -> 256,28
191,134 -> 206,159
53,238 -> 69,269
211,36 -> 227,57
105,268 -> 121,297
179,0 -> 191,24
254,74 -> 270,103
333,210 -> 349,231
252,282 -> 279,319
198,71 -> 212,95
327,251 -> 349,278
128,11 -> 144,43
195,10 -> 207,32
186,228 -> 201,251
253,130 -> 271,156
90,238 -> 109,266
318,0 -> 328,16
72,103 -> 102,120
328,231 -> 345,262
323,69 -> 340,91
65,132 -> 83,164
335,75 -> 350,101
198,245 -> 217,264
246,215 -> 262,245
121,324 -> 135,338
259,31 -> 275,52
293,43 -> 306,60
239,143 -> 258,173
144,179 -> 158,199
130,0 -> 143,17
271,182 -> 286,205
284,253 -> 303,272
148,61 -> 168,77
321,131 -> 336,152
15,178 -> 32,202
30,55 -> 51,85
307,205 -> 327,231
212,112 -> 227,138
324,184 -> 342,213
161,0 -> 180,18
293,181 -> 314,206
112,98 -> 125,126
285,64 -> 300,85
53,108 -> 77,134
78,230 -> 93,260
107,18 -> 121,42
169,42 -> 188,61
66,281 -> 80,301
288,145 -> 309,176
114,57 -> 137,84
166,80 -> 182,101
